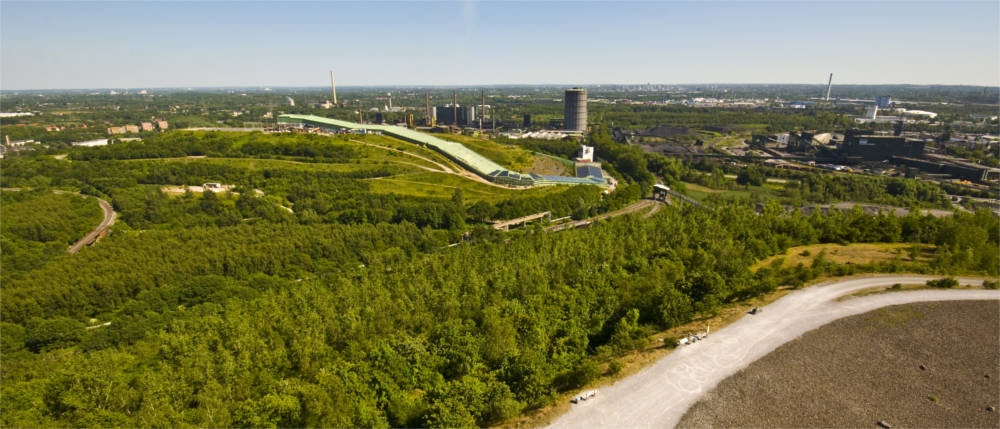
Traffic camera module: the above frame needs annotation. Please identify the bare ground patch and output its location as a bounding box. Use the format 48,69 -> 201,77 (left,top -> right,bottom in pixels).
678,300 -> 1000,428
522,156 -> 571,176
752,243 -> 934,272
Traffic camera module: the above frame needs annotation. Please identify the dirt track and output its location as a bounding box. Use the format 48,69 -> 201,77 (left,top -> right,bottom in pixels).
679,300 -> 999,428
2,188 -> 117,254
546,275 -> 999,429
66,193 -> 116,254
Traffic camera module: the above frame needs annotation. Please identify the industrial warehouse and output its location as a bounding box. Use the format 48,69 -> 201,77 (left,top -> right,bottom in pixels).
277,114 -> 609,187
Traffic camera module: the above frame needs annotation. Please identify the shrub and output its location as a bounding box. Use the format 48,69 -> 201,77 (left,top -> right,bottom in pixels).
926,277 -> 958,288
607,359 -> 624,376
983,280 -> 999,290
565,359 -> 602,389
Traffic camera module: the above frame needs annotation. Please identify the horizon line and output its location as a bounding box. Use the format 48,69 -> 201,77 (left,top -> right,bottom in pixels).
2,82 -> 999,92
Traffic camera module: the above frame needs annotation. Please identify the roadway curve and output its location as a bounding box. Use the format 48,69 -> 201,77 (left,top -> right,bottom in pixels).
66,193 -> 116,254
2,188 -> 117,253
547,275 -> 1000,429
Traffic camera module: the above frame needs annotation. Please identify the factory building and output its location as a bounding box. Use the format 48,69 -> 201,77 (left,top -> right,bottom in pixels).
436,105 -> 476,126
840,133 -> 924,161
892,155 -> 1000,184
876,95 -> 892,108
564,88 -> 587,132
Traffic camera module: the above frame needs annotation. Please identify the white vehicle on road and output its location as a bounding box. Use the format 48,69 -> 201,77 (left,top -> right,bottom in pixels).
570,390 -> 598,404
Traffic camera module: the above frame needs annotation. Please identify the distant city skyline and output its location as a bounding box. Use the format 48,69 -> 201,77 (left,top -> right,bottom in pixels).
2,1 -> 997,90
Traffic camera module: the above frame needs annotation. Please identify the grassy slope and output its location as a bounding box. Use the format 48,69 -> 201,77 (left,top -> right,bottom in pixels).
751,242 -> 934,272
434,133 -> 563,173
349,134 -> 463,171
128,132 -> 574,203
367,172 -> 560,202
143,157 -> 423,175
682,181 -> 783,202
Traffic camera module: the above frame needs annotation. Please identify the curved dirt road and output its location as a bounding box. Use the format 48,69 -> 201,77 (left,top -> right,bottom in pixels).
548,275 -> 999,429
1,188 -> 117,254
65,193 -> 116,254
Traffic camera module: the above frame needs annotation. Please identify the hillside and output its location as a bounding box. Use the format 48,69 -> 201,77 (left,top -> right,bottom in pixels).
434,133 -> 574,176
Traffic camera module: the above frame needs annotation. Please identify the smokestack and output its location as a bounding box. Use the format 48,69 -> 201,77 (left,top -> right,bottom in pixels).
825,73 -> 833,101
359,110 -> 363,124
480,90 -> 485,132
388,92 -> 392,110
453,90 -> 457,128
330,70 -> 337,105
425,91 -> 430,126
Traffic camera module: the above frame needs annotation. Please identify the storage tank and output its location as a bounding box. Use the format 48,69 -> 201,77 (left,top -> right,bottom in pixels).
564,88 -> 587,132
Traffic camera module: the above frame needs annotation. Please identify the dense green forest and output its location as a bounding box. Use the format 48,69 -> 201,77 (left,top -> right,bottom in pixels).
1,190 -> 103,273
2,200 -> 996,427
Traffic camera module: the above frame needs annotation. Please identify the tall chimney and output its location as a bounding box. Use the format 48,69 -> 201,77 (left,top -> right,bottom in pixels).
330,70 -> 337,105
825,73 -> 833,101
425,91 -> 430,126
480,90 -> 485,132
453,90 -> 457,128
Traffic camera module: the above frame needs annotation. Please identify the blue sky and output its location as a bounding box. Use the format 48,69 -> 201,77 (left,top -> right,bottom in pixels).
2,1 -> 997,89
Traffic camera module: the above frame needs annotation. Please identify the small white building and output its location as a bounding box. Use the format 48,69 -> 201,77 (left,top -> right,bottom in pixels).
71,139 -> 109,147
6,138 -> 35,146
902,109 -> 938,119
576,145 -> 595,162
203,182 -> 227,192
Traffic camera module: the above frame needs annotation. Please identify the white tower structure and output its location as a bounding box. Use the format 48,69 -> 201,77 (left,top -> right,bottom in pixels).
329,70 -> 337,105
825,73 -> 833,101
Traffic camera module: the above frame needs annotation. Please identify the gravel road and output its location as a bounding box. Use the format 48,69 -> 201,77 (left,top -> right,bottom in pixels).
546,275 -> 999,429
2,188 -> 117,254
67,193 -> 116,254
